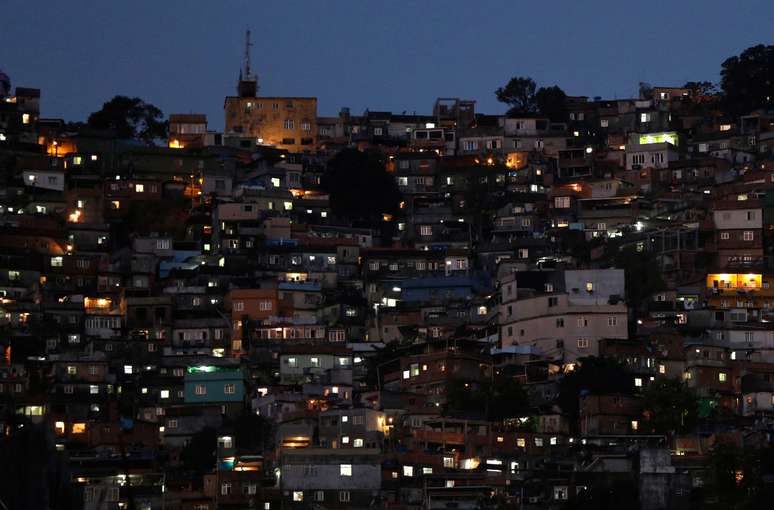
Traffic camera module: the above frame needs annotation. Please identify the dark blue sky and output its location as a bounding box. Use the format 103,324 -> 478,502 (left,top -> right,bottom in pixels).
2,0 -> 773,130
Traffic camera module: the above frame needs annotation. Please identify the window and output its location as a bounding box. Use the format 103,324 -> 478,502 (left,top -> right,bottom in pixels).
135,183 -> 145,193
283,119 -> 294,130
233,301 -> 244,312
310,357 -> 320,368
67,365 -> 77,375
608,316 -> 618,327
224,383 -> 236,394
548,297 -> 558,307
403,465 -> 414,477
577,317 -> 588,328
640,113 -> 651,123
339,491 -> 351,503
160,389 -> 169,399
314,491 -> 324,502
718,372 -> 727,382
292,491 -> 303,502
353,438 -> 364,447
577,338 -> 589,349
195,384 -> 206,395
720,232 -> 730,240
340,464 -> 352,476
107,487 -> 119,502
287,357 -> 297,367
743,231 -> 754,241
420,225 -> 432,236
156,239 -> 170,250
51,256 -> 63,267
556,318 -> 564,328
600,119 -> 609,127
634,377 -> 643,387
259,300 -> 272,311
221,482 -> 232,496
554,196 -> 570,208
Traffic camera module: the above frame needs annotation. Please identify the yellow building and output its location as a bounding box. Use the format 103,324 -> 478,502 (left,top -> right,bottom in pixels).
224,95 -> 317,153
224,30 -> 317,153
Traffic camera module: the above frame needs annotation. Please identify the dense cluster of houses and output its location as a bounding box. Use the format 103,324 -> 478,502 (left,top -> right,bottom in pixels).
3,58 -> 774,510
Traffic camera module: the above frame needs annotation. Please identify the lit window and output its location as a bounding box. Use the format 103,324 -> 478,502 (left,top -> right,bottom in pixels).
195,384 -> 207,395
586,282 -> 594,292
719,372 -> 727,382
135,184 -> 145,193
67,366 -> 77,375
22,113 -> 30,124
353,438 -> 364,447
403,465 -> 414,477
631,420 -> 639,431
340,464 -> 352,476
634,377 -> 643,387
72,423 -> 86,434
292,491 -> 303,502
160,390 -> 169,399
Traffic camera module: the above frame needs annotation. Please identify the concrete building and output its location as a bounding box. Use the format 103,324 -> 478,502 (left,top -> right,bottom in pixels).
499,269 -> 628,360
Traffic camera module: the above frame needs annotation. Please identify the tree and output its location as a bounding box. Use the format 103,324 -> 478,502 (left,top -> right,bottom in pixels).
641,378 -> 698,435
720,44 -> 774,117
683,80 -> 718,98
87,95 -> 168,143
231,414 -> 272,452
557,357 -> 631,431
180,427 -> 217,473
700,442 -> 774,510
445,376 -> 529,420
495,76 -> 537,116
534,85 -> 568,122
612,246 -> 666,310
321,148 -> 401,223
638,82 -> 653,100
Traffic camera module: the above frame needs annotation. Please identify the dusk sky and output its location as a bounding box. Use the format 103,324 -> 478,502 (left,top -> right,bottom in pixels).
3,0 -> 773,130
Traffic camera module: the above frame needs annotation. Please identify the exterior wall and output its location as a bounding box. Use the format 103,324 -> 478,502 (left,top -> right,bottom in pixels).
499,269 -> 627,359
743,391 -> 774,415
184,370 -> 245,404
224,96 -> 317,153
713,208 -> 762,230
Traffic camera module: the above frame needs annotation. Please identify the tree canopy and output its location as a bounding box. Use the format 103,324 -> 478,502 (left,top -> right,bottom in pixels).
495,76 -> 568,120
495,76 -> 537,116
180,427 -> 217,473
321,148 -> 402,223
445,376 -> 529,421
87,95 -> 168,143
720,44 -> 774,117
534,85 -> 568,122
557,356 -> 631,430
642,378 -> 698,435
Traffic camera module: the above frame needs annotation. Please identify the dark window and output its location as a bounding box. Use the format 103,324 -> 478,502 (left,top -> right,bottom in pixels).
301,137 -> 314,145
282,138 -> 295,145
